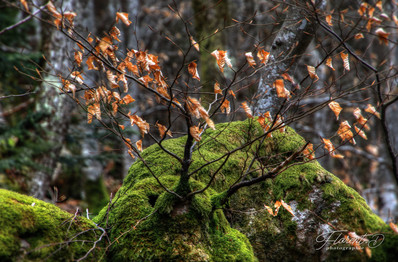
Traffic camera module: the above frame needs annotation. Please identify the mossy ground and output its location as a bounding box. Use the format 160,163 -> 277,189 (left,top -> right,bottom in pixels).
0,189 -> 102,261
2,119 -> 397,261
99,119 -> 398,261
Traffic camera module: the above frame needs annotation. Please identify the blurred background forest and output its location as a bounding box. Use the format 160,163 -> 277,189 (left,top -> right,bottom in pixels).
0,0 -> 397,221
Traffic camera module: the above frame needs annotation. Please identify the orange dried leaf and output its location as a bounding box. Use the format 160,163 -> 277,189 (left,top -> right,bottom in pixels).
354,33 -> 364,39
241,102 -> 253,118
190,126 -> 202,142
273,79 -> 290,99
156,122 -> 172,138
245,52 -> 256,67
337,121 -> 356,145
303,143 -> 315,160
326,57 -> 335,70
229,90 -> 236,99
376,1 -> 382,11
47,1 -> 61,18
98,36 -> 112,53
138,75 -> 153,87
211,50 -> 232,72
128,150 -> 135,159
136,140 -> 142,152
281,200 -> 295,216
328,101 -> 342,120
274,201 -> 282,216
365,247 -> 372,258
188,61 -> 200,81
257,49 -> 270,64
390,222 -> 398,234
129,114 -> 150,137
116,12 -> 132,26
358,2 -> 368,16
340,52 -> 350,71
322,138 -> 344,159
353,108 -> 369,130
214,82 -> 222,95
74,51 -> 82,66
307,65 -> 319,81
365,104 -> 381,119
106,70 -> 119,88
119,124 -> 125,130
20,0 -> 29,12
121,94 -> 135,105
190,36 -> 199,51
264,205 -> 274,216
375,28 -> 389,45
354,125 -> 368,140
325,15 -> 333,26
86,55 -> 99,70
220,100 -> 230,114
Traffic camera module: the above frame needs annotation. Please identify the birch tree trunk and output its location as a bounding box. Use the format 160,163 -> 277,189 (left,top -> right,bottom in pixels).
29,0 -> 78,199
255,0 -> 324,115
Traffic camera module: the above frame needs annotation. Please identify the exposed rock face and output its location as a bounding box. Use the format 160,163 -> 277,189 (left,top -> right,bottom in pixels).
1,120 -> 397,261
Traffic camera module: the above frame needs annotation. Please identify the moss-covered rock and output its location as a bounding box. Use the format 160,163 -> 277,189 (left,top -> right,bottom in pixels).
0,189 -> 102,261
100,119 -> 398,261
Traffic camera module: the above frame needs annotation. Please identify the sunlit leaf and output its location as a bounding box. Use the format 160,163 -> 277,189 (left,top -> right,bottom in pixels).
306,65 -> 319,81
390,222 -> 398,234
354,33 -> 364,39
86,55 -> 99,70
129,113 -> 150,137
241,102 -> 253,118
220,100 -> 230,114
229,90 -> 236,99
136,140 -> 142,152
281,200 -> 295,216
156,122 -> 172,138
325,14 -> 333,26
116,12 -> 132,26
190,36 -> 199,51
354,125 -> 368,140
121,94 -> 135,105
273,79 -> 290,99
326,57 -> 335,70
74,51 -> 82,66
375,28 -> 389,45
245,52 -> 256,67
20,0 -> 29,12
188,61 -> 200,81
214,82 -> 222,95
353,108 -> 369,130
303,143 -> 315,160
274,201 -> 282,216
337,121 -> 356,145
257,49 -> 270,64
190,125 -> 202,142
211,50 -> 232,72
340,52 -> 350,71
138,75 -> 153,87
128,150 -> 135,159
322,138 -> 344,159
264,205 -> 274,216
328,101 -> 342,120
365,104 -> 381,119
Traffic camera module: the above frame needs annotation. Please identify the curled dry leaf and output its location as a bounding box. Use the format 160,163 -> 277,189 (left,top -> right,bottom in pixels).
188,61 -> 200,81
326,57 -> 335,70
257,49 -> 270,64
353,108 -> 369,130
190,36 -> 200,51
375,28 -> 389,45
128,150 -> 135,159
303,143 -> 315,160
390,222 -> 398,234
274,201 -> 282,216
365,104 -> 381,119
136,140 -> 143,152
306,65 -> 319,81
190,126 -> 203,142
220,100 -> 230,114
325,14 -> 333,26
20,0 -> 29,12
228,90 -> 236,99
121,94 -> 135,105
273,79 -> 290,99
214,82 -> 222,95
281,200 -> 295,216
328,101 -> 342,120
245,52 -> 256,67
129,113 -> 150,137
156,122 -> 172,138
354,33 -> 364,39
354,125 -> 368,140
337,121 -> 356,145
211,50 -> 232,72
116,12 -> 132,26
74,51 -> 82,66
264,205 -> 274,216
241,102 -> 253,118
322,138 -> 344,159
340,52 -> 350,71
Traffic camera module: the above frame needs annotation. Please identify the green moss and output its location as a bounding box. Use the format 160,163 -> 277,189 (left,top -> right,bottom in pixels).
94,119 -> 397,261
0,189 -> 102,261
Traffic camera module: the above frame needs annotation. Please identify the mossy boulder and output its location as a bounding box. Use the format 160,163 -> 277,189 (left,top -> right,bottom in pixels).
0,189 -> 102,261
97,119 -> 398,261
